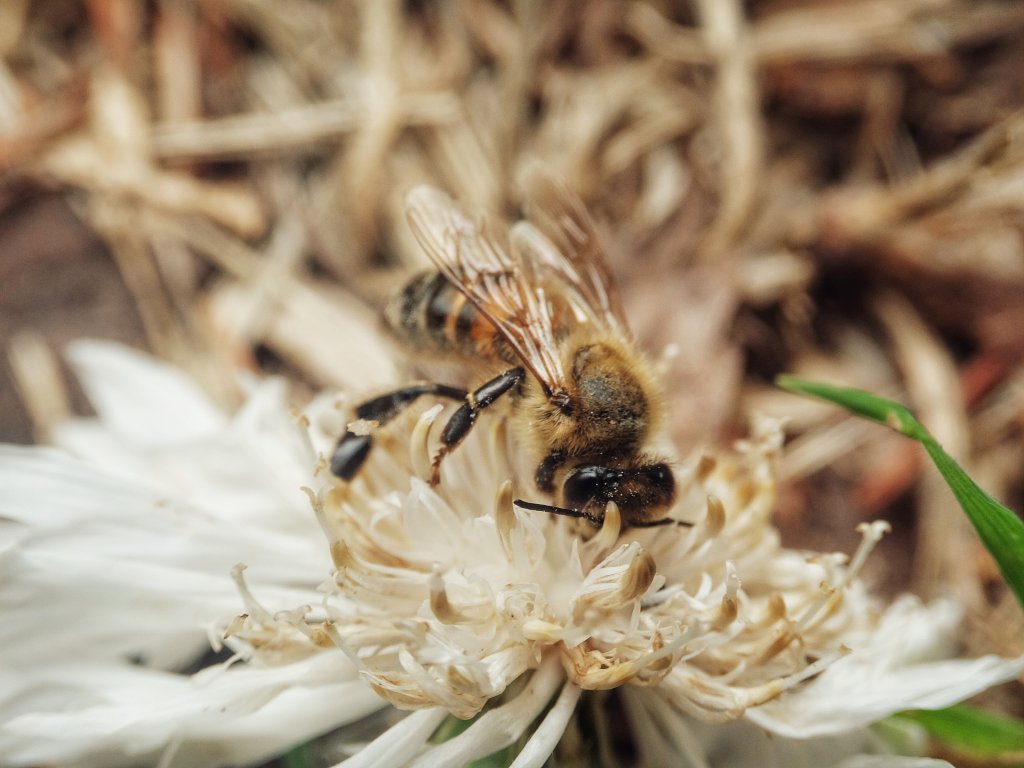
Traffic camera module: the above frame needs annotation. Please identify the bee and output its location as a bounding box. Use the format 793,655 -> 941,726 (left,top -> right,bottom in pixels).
331,175 -> 676,528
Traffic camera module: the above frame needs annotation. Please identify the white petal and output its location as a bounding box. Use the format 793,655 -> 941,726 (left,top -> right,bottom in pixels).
508,680 -> 581,768
0,654 -> 379,768
694,717 -> 923,768
54,346 -> 326,532
835,758 -> 954,768
746,597 -> 1024,737
0,446 -> 327,670
409,658 -> 564,768
64,340 -> 226,447
335,708 -> 448,768
621,688 -> 708,768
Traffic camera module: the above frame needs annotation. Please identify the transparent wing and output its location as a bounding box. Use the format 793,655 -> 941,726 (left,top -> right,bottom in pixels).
405,186 -> 569,400
514,172 -> 630,338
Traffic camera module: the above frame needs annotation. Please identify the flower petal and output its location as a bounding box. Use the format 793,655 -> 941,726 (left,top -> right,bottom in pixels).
508,679 -> 581,768
334,708 -> 447,768
0,445 -> 328,666
64,340 -> 227,447
408,657 -> 565,768
0,654 -> 379,768
835,758 -> 954,768
694,716 -> 930,768
746,597 -> 1024,737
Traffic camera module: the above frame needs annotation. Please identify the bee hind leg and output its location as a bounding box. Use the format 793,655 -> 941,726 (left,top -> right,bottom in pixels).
331,383 -> 466,480
430,367 -> 525,485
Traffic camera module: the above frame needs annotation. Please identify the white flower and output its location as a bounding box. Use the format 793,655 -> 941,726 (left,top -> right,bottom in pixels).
1,341 -> 1021,768
0,342 -> 384,767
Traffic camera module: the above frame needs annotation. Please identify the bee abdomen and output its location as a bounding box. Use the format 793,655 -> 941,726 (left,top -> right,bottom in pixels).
385,271 -> 501,359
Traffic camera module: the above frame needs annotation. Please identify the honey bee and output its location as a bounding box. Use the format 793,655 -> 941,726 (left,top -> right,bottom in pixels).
331,175 -> 676,528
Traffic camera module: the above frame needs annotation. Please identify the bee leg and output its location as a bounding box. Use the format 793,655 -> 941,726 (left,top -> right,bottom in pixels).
430,367 -> 526,485
331,433 -> 374,480
331,383 -> 466,480
534,450 -> 566,493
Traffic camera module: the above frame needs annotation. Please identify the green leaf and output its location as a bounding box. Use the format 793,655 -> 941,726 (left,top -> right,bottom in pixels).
466,745 -> 522,768
431,713 -> 475,744
898,704 -> 1024,756
280,744 -> 317,768
776,376 -> 1024,608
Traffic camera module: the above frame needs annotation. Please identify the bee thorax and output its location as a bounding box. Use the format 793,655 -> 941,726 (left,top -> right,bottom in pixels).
566,342 -> 651,455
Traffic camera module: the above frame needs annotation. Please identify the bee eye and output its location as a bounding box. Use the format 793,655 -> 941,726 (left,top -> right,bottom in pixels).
643,466 -> 675,495
642,463 -> 674,492
563,466 -> 606,507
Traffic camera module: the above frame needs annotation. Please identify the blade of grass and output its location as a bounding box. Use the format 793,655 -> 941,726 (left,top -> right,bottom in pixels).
897,704 -> 1024,757
776,376 -> 1024,608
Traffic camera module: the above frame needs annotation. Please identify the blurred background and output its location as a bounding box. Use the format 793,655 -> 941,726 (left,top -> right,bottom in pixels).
1,0 -> 1022,737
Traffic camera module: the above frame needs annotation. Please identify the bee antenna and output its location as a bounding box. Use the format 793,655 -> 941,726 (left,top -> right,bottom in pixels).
514,498 -> 601,527
630,517 -> 694,528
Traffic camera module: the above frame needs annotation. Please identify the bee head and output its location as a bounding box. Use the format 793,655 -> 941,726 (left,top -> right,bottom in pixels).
562,461 -> 675,525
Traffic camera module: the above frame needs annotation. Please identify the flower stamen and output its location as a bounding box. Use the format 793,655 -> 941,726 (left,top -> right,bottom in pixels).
411,405 -> 443,480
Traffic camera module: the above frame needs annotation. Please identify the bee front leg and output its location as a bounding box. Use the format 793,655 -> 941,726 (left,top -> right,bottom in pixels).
534,450 -> 566,493
430,367 -> 525,485
332,383 -> 466,480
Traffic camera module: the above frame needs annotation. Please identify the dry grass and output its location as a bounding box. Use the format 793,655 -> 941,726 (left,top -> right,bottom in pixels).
2,0 -> 1022,722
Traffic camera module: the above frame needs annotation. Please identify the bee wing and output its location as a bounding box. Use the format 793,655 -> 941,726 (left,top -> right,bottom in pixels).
515,173 -> 631,338
405,186 -> 570,399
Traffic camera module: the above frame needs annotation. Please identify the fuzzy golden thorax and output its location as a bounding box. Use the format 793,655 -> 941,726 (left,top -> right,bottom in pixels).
520,333 -> 661,464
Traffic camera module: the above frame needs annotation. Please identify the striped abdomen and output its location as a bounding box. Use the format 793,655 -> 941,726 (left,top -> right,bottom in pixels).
385,272 -> 507,361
